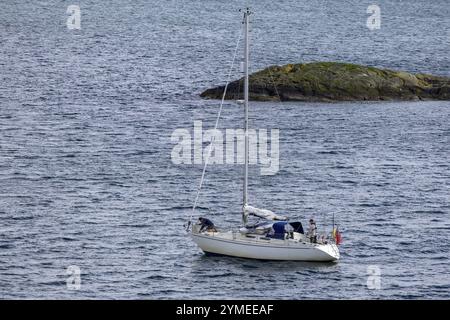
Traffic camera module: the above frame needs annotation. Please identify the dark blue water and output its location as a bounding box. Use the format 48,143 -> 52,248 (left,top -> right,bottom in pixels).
0,0 -> 449,299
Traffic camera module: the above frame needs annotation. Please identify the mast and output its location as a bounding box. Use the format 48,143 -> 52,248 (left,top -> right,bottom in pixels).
242,8 -> 250,223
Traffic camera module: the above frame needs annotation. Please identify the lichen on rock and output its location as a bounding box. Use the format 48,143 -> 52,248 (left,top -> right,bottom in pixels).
200,62 -> 450,102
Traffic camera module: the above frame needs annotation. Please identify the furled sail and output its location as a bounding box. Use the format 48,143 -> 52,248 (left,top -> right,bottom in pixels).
243,205 -> 288,221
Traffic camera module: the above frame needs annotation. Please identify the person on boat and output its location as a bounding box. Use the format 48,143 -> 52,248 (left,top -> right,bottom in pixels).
308,218 -> 317,243
198,217 -> 217,232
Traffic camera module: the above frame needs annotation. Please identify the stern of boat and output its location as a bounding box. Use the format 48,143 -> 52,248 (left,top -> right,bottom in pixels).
316,243 -> 340,261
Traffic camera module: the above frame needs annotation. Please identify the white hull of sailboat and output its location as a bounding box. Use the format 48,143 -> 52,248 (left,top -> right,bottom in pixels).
191,231 -> 340,262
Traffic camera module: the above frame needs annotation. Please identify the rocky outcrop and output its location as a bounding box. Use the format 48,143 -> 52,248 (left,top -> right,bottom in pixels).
200,62 -> 450,102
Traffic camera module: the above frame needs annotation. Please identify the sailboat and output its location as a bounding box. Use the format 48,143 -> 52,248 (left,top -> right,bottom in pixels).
188,9 -> 340,262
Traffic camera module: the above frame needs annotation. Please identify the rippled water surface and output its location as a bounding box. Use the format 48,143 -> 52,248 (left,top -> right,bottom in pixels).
0,0 -> 449,299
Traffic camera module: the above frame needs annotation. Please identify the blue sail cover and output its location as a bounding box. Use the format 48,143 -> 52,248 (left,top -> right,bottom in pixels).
272,222 -> 288,233
270,222 -> 288,239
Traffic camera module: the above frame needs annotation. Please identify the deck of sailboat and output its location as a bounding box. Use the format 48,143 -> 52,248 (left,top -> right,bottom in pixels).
193,229 -> 326,248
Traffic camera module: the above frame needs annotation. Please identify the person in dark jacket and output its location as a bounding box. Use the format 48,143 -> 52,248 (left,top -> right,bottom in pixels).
198,217 -> 217,232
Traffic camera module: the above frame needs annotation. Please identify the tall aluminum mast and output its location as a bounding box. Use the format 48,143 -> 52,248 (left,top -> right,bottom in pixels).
242,8 -> 251,223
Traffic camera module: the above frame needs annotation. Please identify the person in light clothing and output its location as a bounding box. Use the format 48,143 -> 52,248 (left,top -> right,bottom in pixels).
308,218 -> 317,243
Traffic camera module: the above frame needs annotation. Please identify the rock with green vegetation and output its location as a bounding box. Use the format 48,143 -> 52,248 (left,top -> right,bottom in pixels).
200,62 -> 450,102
